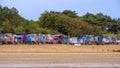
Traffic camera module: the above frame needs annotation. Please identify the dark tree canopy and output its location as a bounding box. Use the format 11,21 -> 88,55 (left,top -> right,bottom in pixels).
62,10 -> 78,18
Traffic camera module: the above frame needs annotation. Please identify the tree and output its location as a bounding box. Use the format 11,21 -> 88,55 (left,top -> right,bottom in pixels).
0,5 -> 120,35
81,12 -> 117,34
39,11 -> 59,29
39,11 -> 94,36
0,6 -> 28,33
1,19 -> 15,33
62,10 -> 78,18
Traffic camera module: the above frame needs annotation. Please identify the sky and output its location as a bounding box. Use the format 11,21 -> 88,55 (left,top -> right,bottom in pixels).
0,0 -> 120,21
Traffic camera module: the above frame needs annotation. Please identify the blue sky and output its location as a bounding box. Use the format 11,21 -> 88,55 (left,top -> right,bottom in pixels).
0,0 -> 120,21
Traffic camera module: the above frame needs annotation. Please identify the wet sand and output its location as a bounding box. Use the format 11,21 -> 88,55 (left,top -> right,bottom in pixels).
0,44 -> 120,68
0,53 -> 120,68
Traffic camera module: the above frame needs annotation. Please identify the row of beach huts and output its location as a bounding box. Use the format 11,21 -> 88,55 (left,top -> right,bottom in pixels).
0,33 -> 120,45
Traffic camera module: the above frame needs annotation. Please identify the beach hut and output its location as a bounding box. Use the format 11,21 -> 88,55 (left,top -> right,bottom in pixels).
94,36 -> 98,43
80,38 -> 84,44
111,36 -> 118,44
26,35 -> 32,44
69,37 -> 77,44
4,33 -> 14,44
15,34 -> 23,44
38,34 -> 46,44
69,37 -> 81,45
97,36 -> 103,45
82,35 -> 90,45
89,35 -> 95,45
52,34 -> 62,44
61,37 -> 69,44
46,34 -> 56,44
0,34 -> 6,44
102,37 -> 110,44
27,34 -> 39,44
116,37 -> 120,44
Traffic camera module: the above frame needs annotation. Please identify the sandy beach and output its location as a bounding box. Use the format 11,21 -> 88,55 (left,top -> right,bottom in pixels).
0,44 -> 120,68
0,44 -> 120,53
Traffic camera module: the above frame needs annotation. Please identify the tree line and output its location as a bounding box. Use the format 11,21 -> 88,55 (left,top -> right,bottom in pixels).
0,5 -> 120,37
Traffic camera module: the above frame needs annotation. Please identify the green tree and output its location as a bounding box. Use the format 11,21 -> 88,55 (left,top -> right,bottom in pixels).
62,10 -> 78,18
39,11 -> 94,36
39,11 -> 59,29
1,19 -> 15,33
